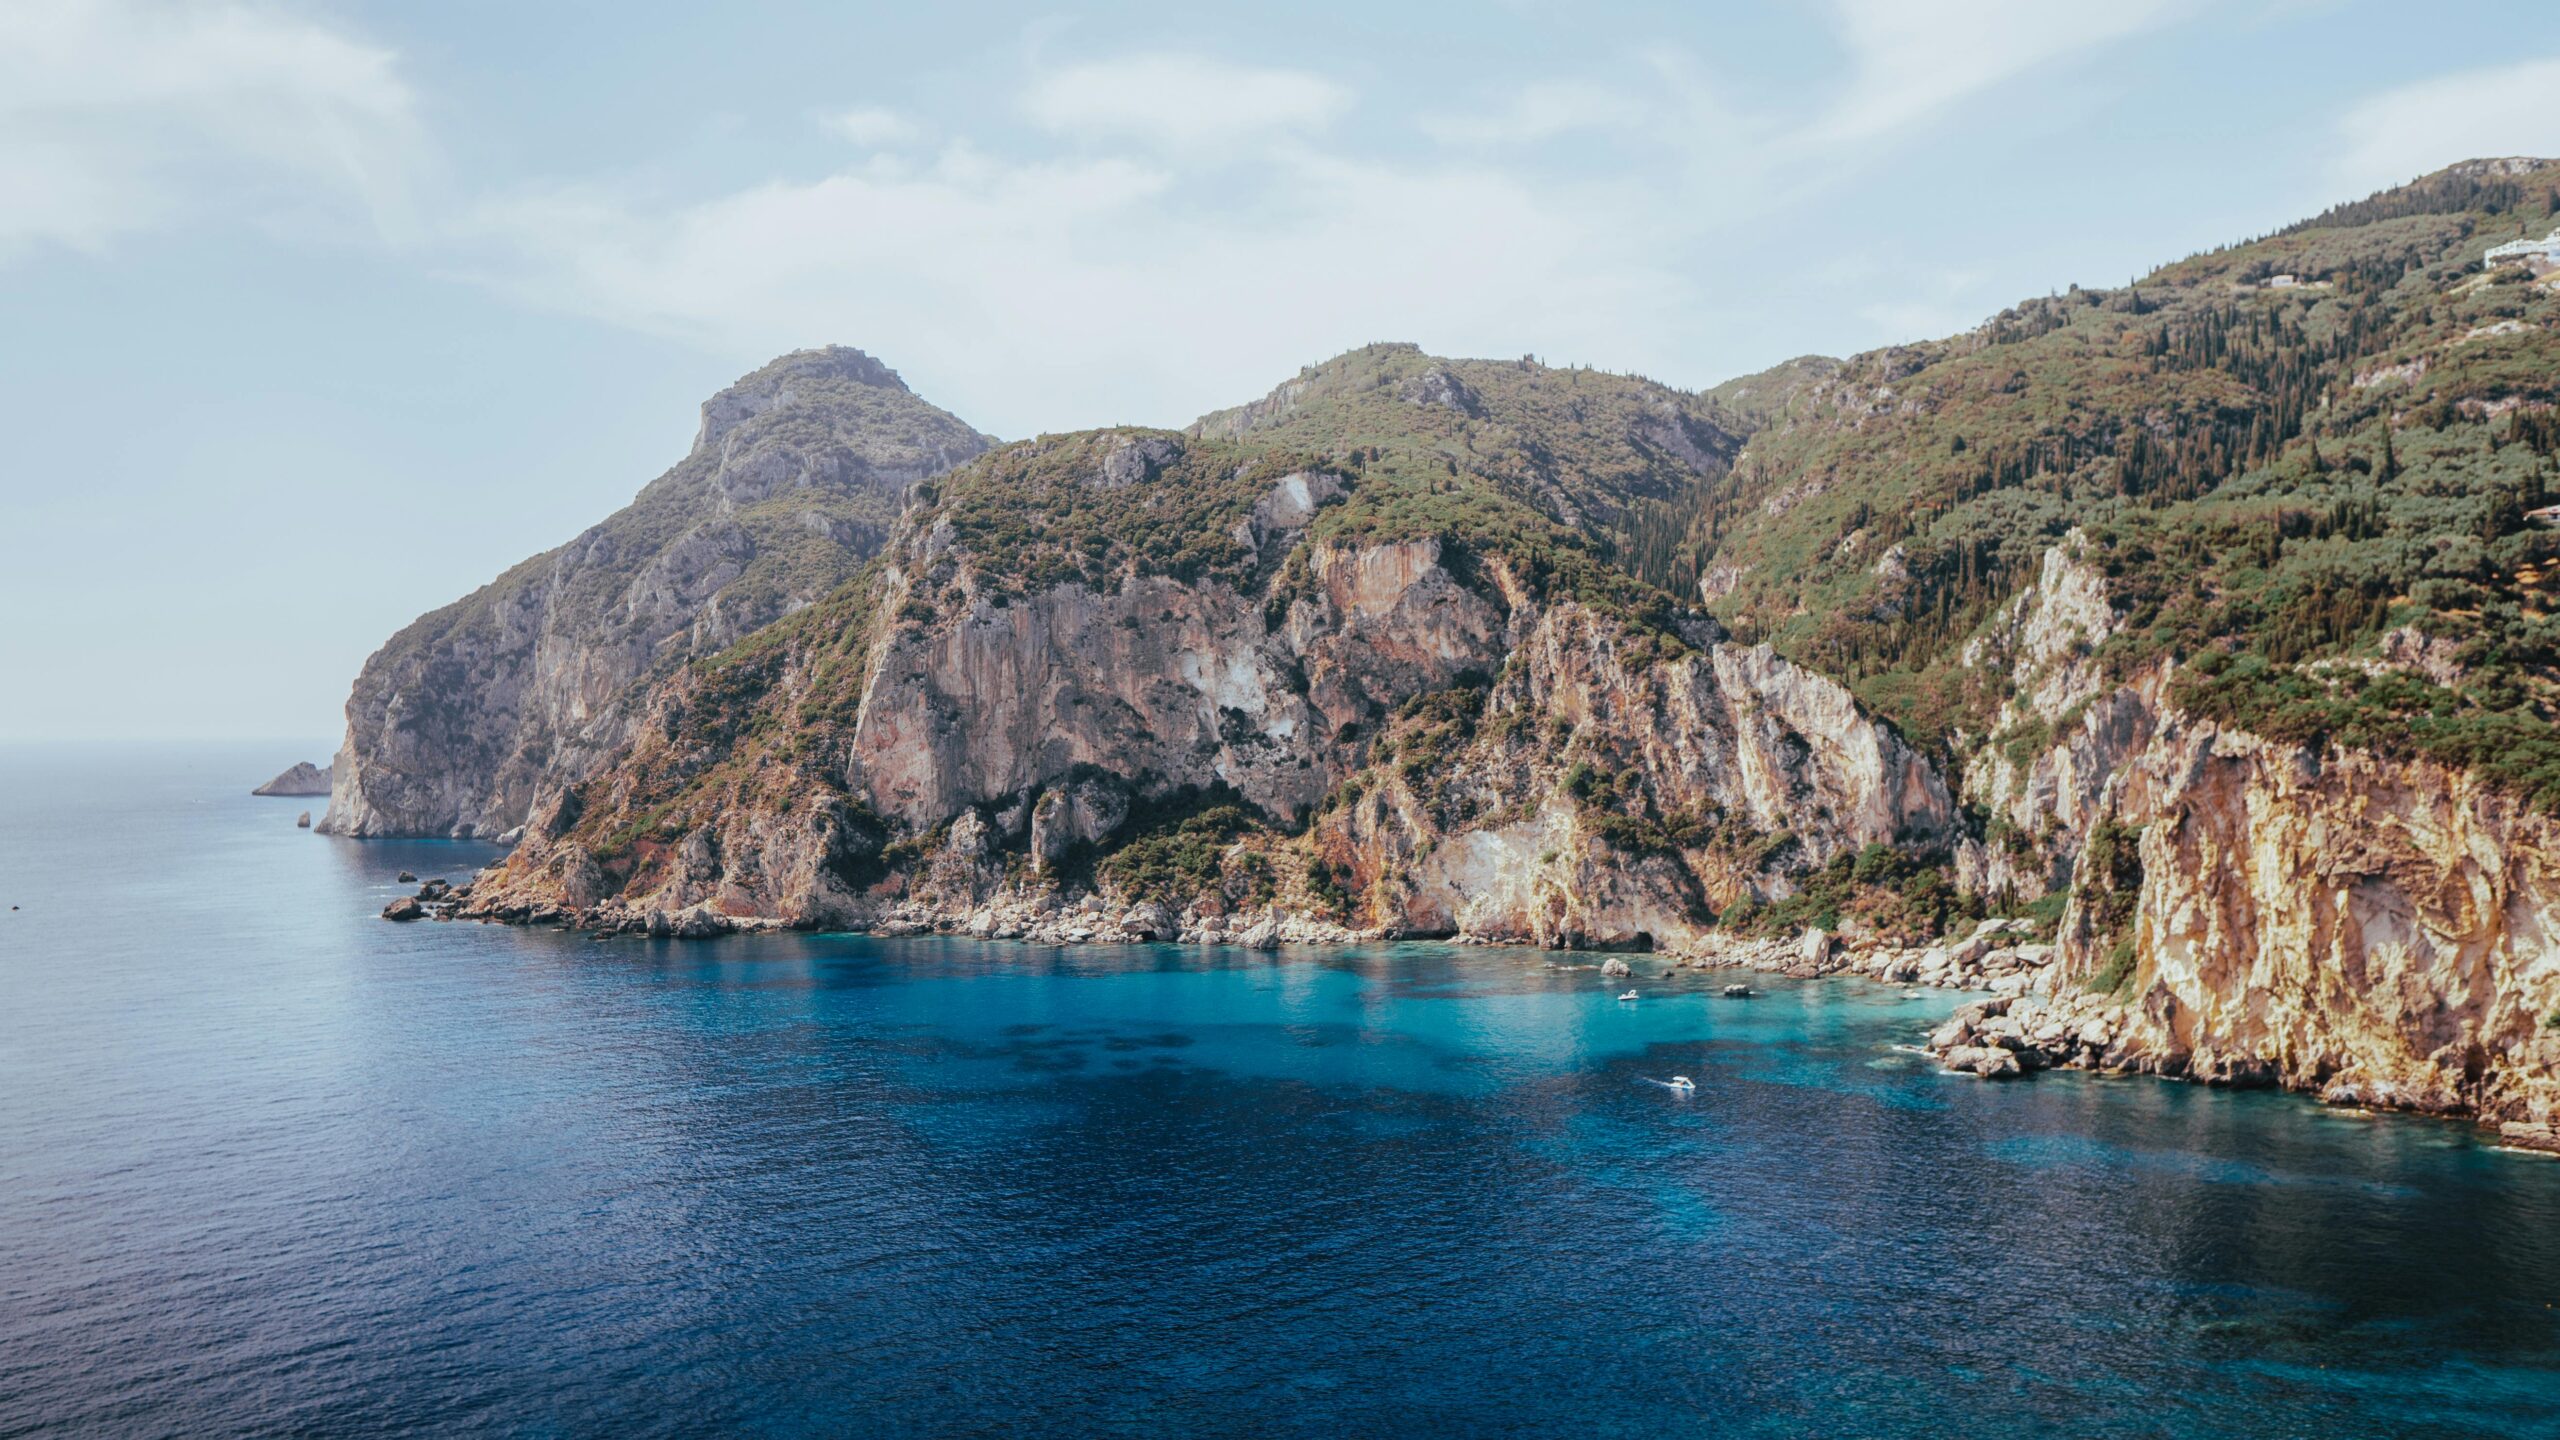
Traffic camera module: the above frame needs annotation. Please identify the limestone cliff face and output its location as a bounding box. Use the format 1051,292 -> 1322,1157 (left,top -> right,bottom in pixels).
2062,713 -> 2560,1126
320,347 -> 988,839
465,429 -> 1958,950
1947,537 -> 2560,1126
1318,612 -> 1958,949
1956,533 -> 2160,899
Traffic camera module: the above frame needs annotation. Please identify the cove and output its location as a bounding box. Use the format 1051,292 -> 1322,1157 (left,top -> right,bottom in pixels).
4,745 -> 2558,1438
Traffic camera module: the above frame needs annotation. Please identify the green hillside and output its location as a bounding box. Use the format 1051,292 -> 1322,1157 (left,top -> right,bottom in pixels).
1639,159 -> 2560,805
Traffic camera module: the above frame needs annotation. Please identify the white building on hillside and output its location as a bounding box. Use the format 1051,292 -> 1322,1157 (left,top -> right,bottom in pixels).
2484,227 -> 2560,269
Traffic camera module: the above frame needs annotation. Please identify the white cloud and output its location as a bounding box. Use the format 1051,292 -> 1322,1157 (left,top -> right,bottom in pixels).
2330,56 -> 2560,195
470,19 -> 2201,438
1422,81 -> 1644,145
1020,52 -> 1348,154
461,139 -> 1683,436
0,0 -> 423,259
1808,0 -> 2189,145
824,106 -> 920,147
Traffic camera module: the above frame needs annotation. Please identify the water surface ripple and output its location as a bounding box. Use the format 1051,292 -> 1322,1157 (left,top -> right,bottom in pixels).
4,745 -> 2558,1437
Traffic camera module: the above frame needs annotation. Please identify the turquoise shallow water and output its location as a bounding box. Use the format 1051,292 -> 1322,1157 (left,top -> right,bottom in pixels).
4,744 -> 2560,1437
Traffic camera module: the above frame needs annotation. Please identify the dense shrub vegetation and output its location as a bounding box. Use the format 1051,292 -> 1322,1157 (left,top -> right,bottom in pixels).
1612,161 -> 2560,806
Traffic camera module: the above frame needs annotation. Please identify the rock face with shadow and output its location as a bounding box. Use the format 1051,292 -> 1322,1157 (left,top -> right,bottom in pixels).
1936,536 -> 2560,1131
460,399 -> 1954,968
319,347 -> 989,840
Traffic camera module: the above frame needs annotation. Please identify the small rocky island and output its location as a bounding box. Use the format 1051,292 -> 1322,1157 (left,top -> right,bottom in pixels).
252,761 -> 333,797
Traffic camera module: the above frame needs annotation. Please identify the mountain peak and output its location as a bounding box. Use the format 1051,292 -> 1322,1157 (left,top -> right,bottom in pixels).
695,345 -> 915,456
2281,157 -> 2560,236
2440,156 -> 2558,180
753,345 -> 911,392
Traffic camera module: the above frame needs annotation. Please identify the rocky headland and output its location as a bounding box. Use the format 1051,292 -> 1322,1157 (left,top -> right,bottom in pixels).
334,162 -> 2560,1148
319,346 -> 990,841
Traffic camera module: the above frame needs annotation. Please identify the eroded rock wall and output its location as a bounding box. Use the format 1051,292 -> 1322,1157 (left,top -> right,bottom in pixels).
2076,715 -> 2560,1124
322,348 -> 987,838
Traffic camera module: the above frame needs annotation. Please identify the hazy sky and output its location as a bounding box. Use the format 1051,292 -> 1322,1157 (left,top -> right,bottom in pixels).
6,0 -> 2560,743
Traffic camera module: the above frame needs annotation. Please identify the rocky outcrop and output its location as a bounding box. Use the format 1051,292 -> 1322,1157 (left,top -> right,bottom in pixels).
1956,533 -> 2159,900
1925,992 -> 2130,1078
2043,715 -> 2560,1126
1935,534 -> 2560,1129
462,426 -> 1961,951
382,877 -> 471,923
320,347 -> 989,839
252,761 -> 331,797
1313,611 -> 1958,951
1923,716 -> 2560,1134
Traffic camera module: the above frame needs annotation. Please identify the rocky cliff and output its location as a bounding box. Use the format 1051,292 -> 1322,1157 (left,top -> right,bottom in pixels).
2083,711 -> 2560,1128
1916,534 -> 2560,1133
251,761 -> 332,797
391,161 -> 2560,1139
319,347 -> 989,839
463,420 -> 1959,958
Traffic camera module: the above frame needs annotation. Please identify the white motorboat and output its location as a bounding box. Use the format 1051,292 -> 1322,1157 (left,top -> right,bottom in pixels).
1667,1076 -> 1696,1092
1617,989 -> 1640,1002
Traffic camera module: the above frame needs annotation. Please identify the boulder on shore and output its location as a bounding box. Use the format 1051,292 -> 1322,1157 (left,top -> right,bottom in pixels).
253,761 -> 333,797
1941,1045 -> 2022,1078
2498,1121 -> 2560,1154
1600,957 -> 1634,978
382,897 -> 424,921
296,811 -> 312,828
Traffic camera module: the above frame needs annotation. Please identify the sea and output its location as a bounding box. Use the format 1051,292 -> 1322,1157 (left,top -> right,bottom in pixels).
3,743 -> 2558,1438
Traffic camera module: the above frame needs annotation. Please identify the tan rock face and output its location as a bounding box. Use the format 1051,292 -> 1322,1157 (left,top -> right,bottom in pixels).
1958,533 -> 2156,899
2079,715 -> 2560,1124
843,531 -> 1504,834
471,453 -> 1962,955
1946,533 -> 2560,1125
321,347 -> 988,839
1316,602 -> 1957,949
458,434 -> 2560,1139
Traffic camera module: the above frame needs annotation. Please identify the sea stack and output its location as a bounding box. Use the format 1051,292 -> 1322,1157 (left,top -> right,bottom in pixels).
253,761 -> 333,797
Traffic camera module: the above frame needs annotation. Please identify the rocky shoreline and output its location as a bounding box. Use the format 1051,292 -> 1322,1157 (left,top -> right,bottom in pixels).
392,869 -> 2560,1155
345,814 -> 2560,1163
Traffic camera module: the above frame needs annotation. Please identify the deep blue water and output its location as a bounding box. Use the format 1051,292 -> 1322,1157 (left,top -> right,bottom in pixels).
4,745 -> 2560,1437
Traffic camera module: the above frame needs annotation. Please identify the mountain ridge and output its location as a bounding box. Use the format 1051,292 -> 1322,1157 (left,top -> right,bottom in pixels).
345,159 -> 2560,1141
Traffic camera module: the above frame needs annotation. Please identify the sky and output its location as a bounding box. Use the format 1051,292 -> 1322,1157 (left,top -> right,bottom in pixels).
5,0 -> 2560,744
